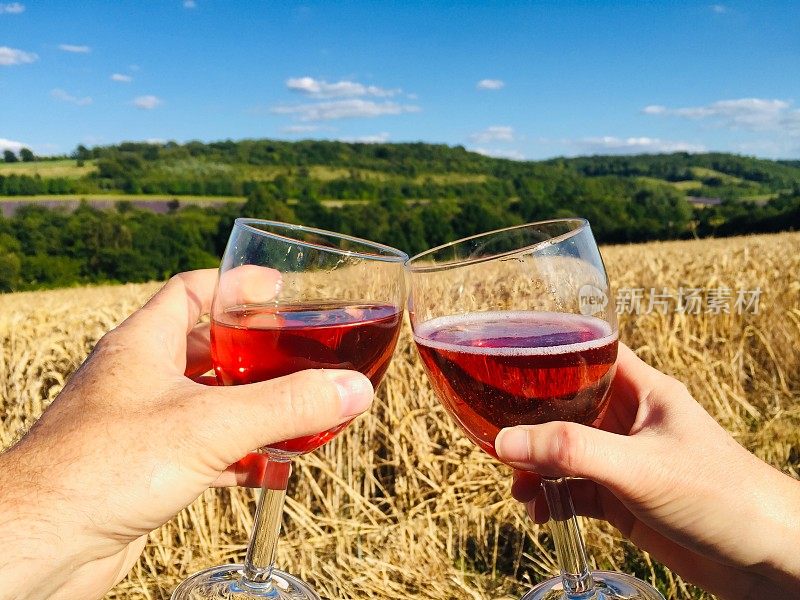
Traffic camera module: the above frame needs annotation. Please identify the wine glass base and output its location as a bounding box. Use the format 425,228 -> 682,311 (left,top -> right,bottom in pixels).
521,571 -> 665,600
171,564 -> 321,600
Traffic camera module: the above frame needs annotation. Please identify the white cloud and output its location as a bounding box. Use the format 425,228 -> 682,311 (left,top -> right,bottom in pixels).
778,110 -> 800,134
111,73 -> 133,83
183,0 -> 196,8
286,76 -> 401,99
574,136 -> 706,154
0,46 -> 37,65
272,99 -> 419,121
0,3 -> 24,14
281,125 -> 323,134
469,125 -> 515,143
641,105 -> 667,115
59,44 -> 91,54
275,78 -> 417,122
348,132 -> 390,143
711,4 -> 727,13
133,95 -> 163,109
0,138 -> 26,153
51,88 -> 93,106
472,147 -> 525,160
477,79 -> 505,90
643,98 -> 800,134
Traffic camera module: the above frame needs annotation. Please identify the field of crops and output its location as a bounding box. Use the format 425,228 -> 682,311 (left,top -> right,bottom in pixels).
1,232 -> 798,599
0,195 -> 245,217
0,158 -> 97,178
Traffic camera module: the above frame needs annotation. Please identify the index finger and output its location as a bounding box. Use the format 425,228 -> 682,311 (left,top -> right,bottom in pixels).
216,264 -> 284,309
596,343 -> 674,435
142,269 -> 218,332
116,266 -> 284,370
612,343 -> 671,404
115,269 -> 218,369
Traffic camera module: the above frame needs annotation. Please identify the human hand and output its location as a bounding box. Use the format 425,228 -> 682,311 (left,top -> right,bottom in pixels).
495,344 -> 800,600
0,269 -> 374,600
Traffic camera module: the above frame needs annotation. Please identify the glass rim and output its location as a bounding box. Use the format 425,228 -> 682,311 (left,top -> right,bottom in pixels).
406,217 -> 590,272
234,218 -> 409,263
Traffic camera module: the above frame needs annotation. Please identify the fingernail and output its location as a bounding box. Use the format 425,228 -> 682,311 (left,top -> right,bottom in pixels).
526,499 -> 537,522
323,370 -> 374,418
494,427 -> 530,471
494,427 -> 528,459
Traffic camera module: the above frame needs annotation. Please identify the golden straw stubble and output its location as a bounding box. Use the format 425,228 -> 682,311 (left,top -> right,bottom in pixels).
0,231 -> 798,600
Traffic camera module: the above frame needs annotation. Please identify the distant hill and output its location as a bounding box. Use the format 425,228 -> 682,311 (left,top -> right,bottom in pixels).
3,140 -> 799,205
550,152 -> 800,203
0,140 -> 797,291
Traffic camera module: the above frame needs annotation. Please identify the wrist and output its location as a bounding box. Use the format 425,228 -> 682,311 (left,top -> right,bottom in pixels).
749,463 -> 800,592
0,448 -> 88,600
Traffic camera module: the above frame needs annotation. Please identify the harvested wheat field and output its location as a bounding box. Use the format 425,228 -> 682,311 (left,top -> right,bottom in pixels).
1,231 -> 798,600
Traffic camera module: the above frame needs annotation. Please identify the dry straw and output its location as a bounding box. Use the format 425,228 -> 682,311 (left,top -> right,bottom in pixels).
1,232 -> 798,599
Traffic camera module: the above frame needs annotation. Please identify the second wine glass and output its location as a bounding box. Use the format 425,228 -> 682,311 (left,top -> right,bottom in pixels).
407,219 -> 665,600
172,218 -> 407,600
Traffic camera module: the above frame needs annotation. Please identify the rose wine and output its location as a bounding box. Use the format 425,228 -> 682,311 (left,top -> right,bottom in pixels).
212,302 -> 402,454
414,311 -> 617,458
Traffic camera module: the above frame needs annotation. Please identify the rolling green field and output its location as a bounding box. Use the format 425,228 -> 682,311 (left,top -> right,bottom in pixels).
3,147 -> 798,209
0,193 -> 244,203
0,158 -> 491,187
0,158 -> 97,178
689,166 -> 745,183
670,180 -> 704,191
0,145 -> 796,271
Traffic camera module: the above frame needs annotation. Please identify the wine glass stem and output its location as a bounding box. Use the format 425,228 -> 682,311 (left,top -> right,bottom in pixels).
541,477 -> 595,598
240,457 -> 292,592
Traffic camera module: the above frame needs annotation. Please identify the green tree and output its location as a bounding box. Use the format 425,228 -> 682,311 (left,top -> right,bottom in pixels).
23,255 -> 82,287
73,144 -> 92,161
3,150 -> 18,163
419,201 -> 458,247
0,252 -> 21,291
452,198 -> 518,239
0,233 -> 22,291
241,184 -> 297,222
19,148 -> 35,162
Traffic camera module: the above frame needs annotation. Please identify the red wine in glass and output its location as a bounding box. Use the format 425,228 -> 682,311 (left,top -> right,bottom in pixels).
211,301 -> 402,454
413,311 -> 618,458
407,219 -> 663,600
173,219 -> 407,600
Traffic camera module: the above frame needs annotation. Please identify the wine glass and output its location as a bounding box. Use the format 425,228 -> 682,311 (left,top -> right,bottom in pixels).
172,218 -> 407,600
406,219 -> 665,600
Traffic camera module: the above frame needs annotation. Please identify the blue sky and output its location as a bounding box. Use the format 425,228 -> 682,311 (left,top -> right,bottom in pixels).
1,1 -> 799,160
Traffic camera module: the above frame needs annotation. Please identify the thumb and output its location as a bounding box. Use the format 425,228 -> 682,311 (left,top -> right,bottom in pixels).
191,369 -> 373,467
495,421 -> 635,489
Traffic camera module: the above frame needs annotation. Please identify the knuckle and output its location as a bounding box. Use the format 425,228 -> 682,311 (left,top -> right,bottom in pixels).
521,429 -> 536,464
674,380 -> 691,398
161,272 -> 190,297
551,423 -> 585,474
663,376 -> 690,399
168,271 -> 187,285
284,370 -> 337,423
90,331 -> 128,362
